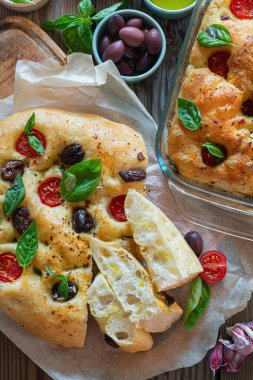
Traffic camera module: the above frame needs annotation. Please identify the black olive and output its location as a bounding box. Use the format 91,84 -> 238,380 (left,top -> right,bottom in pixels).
72,208 -> 94,233
12,207 -> 32,234
160,292 -> 175,307
104,334 -> 119,348
1,160 -> 24,182
52,281 -> 78,302
241,99 -> 253,117
201,145 -> 227,167
61,144 -> 84,165
184,231 -> 203,257
119,169 -> 146,182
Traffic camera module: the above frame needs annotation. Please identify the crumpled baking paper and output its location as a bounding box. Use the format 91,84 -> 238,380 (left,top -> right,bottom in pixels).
1,53 -> 253,380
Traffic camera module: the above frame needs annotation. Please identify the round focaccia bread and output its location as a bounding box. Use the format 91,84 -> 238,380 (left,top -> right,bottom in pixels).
168,0 -> 253,197
0,108 -> 148,347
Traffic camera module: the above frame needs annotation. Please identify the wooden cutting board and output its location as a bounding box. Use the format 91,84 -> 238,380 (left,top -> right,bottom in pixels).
0,16 -> 66,99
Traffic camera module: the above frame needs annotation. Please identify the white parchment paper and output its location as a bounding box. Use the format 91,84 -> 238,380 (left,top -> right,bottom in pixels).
1,53 -> 253,380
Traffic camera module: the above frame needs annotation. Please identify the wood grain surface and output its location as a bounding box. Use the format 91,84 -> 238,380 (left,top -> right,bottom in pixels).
0,16 -> 65,99
0,1 -> 253,380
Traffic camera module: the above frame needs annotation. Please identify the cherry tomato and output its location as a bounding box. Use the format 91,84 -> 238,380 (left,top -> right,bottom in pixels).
0,253 -> 23,282
109,195 -> 127,222
38,177 -> 64,207
230,0 -> 253,19
199,250 -> 227,284
16,129 -> 46,158
208,51 -> 230,78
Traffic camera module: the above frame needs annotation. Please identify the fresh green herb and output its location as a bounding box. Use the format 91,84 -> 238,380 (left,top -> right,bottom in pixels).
24,113 -> 45,155
46,267 -> 71,300
3,174 -> 26,217
202,142 -> 225,159
197,24 -> 236,48
10,0 -> 32,3
184,276 -> 211,333
60,158 -> 102,202
42,0 -> 131,55
16,221 -> 38,268
178,98 -> 202,131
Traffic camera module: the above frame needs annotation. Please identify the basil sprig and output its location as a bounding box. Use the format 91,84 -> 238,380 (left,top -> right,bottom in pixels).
184,276 -> 211,333
197,24 -> 236,48
60,158 -> 102,202
42,0 -> 131,55
178,98 -> 202,131
3,174 -> 26,217
16,221 -> 38,268
202,142 -> 225,159
46,267 -> 71,300
24,113 -> 45,155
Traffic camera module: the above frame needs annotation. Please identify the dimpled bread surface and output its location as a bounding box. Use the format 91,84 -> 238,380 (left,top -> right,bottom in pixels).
168,0 -> 253,196
0,108 -> 148,347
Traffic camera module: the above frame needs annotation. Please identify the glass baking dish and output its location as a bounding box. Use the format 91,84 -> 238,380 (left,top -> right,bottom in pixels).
156,0 -> 253,241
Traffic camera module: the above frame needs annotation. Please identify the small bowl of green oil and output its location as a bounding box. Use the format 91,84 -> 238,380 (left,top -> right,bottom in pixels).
143,0 -> 196,19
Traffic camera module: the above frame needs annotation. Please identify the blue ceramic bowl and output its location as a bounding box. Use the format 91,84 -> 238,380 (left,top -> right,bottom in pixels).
92,9 -> 166,84
143,0 -> 196,19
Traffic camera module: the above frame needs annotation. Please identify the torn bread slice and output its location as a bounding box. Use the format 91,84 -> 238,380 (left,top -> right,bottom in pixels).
125,189 -> 203,291
87,236 -> 183,333
87,273 -> 153,353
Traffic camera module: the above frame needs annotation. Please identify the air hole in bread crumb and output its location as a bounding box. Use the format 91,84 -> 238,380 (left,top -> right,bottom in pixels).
116,332 -> 129,340
99,295 -> 114,305
126,294 -> 139,305
136,270 -> 142,278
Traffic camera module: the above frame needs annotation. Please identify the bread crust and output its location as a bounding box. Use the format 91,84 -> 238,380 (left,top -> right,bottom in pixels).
0,108 -> 148,347
168,0 -> 253,196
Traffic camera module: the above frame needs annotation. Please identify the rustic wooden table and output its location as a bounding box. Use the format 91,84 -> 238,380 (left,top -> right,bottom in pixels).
0,0 -> 252,379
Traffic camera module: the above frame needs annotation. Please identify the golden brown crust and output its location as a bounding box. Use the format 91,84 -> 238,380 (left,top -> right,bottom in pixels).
0,108 -> 148,347
169,0 -> 253,196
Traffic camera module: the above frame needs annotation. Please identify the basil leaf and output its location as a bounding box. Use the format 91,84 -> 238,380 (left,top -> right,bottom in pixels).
57,278 -> 69,300
178,98 -> 202,131
16,221 -> 38,268
63,24 -> 92,54
46,267 -> 71,300
28,135 -> 45,155
91,0 -> 131,22
10,0 -> 32,2
42,15 -> 81,31
3,174 -> 26,217
78,0 -> 96,18
184,277 -> 211,333
60,158 -> 102,202
197,24 -> 236,48
24,112 -> 35,135
202,142 -> 225,159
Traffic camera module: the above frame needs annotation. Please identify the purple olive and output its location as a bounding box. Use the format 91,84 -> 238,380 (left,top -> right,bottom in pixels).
102,41 -> 125,63
116,59 -> 134,76
124,46 -> 138,60
145,28 -> 162,56
99,35 -> 112,57
119,27 -> 145,48
136,52 -> 155,73
142,28 -> 150,39
126,18 -> 144,29
184,231 -> 203,256
107,14 -> 125,37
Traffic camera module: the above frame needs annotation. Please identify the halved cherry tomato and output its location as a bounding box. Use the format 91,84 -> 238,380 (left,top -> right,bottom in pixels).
199,250 -> 227,284
208,51 -> 230,78
16,130 -> 46,158
230,0 -> 253,19
109,195 -> 127,222
0,253 -> 23,282
38,177 -> 64,207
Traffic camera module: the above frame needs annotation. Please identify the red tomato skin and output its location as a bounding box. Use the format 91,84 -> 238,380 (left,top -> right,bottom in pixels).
38,177 -> 64,207
208,51 -> 230,78
199,250 -> 227,284
230,0 -> 253,19
0,253 -> 23,282
16,129 -> 46,158
109,195 -> 127,222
